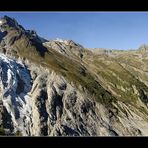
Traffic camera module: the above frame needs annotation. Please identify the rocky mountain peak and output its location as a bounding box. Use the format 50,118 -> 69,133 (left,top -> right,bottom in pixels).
0,16 -> 48,57
52,38 -> 84,48
64,40 -> 84,48
0,16 -> 26,49
0,15 -> 148,136
0,15 -> 25,33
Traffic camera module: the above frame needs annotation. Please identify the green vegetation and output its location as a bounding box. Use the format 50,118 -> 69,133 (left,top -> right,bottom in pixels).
15,130 -> 22,136
11,36 -> 147,109
11,38 -> 116,107
0,125 -> 6,135
87,54 -> 148,107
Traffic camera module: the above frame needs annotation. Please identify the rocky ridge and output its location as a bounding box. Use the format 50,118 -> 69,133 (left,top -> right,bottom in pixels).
0,15 -> 147,136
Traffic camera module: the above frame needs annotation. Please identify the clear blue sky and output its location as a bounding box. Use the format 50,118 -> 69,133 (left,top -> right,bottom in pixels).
0,12 -> 148,50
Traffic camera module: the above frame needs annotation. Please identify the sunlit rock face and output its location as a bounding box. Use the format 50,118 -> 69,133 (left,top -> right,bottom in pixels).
0,15 -> 148,136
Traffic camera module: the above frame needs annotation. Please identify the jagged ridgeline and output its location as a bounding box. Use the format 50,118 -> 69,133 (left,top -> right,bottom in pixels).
0,15 -> 116,106
0,15 -> 148,136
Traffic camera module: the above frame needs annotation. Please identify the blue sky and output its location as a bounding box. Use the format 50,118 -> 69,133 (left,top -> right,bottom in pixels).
0,12 -> 148,50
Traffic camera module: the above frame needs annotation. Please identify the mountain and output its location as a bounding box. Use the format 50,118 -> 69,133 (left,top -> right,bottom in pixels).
0,15 -> 148,136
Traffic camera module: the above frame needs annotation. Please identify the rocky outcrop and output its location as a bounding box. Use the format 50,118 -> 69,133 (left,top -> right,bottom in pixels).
27,64 -> 148,136
43,39 -> 85,59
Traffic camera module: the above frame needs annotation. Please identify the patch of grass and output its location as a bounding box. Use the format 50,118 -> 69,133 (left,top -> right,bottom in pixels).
88,55 -> 148,106
11,40 -> 116,107
0,125 -> 6,135
11,37 -> 148,109
15,130 -> 22,136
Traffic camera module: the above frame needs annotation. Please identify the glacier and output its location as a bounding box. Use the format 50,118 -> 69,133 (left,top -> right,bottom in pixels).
0,53 -> 32,135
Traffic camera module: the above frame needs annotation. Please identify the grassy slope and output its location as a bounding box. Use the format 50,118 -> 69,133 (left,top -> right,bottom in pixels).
11,37 -> 148,111
11,37 -> 116,107
84,51 -> 148,115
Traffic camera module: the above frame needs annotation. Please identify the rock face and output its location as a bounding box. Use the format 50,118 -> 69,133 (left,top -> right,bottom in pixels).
43,39 -> 85,60
0,15 -> 148,136
0,54 -> 32,135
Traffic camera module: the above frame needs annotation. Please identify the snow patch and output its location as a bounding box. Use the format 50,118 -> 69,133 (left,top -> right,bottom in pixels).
0,20 -> 3,25
0,53 -> 32,135
54,38 -> 65,43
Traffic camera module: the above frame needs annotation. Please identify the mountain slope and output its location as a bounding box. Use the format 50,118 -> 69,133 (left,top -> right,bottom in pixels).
0,15 -> 148,136
0,53 -> 32,135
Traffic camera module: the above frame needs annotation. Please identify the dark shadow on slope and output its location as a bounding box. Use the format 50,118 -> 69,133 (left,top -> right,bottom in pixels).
2,106 -> 14,134
29,38 -> 48,58
61,125 -> 79,136
36,89 -> 48,136
16,74 -> 25,95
